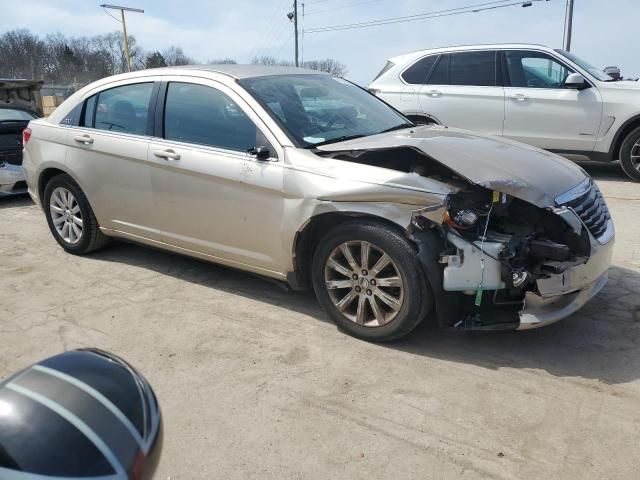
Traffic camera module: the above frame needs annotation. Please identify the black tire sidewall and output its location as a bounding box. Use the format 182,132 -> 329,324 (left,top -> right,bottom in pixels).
311,221 -> 431,342
620,127 -> 640,182
43,175 -> 95,254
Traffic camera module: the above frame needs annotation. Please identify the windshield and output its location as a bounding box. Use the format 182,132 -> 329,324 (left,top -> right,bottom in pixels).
239,74 -> 411,148
555,49 -> 612,82
0,108 -> 36,121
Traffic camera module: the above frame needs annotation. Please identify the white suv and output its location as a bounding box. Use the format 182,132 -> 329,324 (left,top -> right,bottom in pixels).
369,44 -> 640,182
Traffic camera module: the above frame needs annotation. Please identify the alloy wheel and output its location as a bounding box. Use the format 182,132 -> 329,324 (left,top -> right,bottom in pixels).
631,139 -> 640,173
49,186 -> 83,245
324,240 -> 404,327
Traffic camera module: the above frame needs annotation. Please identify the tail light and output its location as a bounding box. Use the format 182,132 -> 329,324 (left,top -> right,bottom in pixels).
22,128 -> 32,147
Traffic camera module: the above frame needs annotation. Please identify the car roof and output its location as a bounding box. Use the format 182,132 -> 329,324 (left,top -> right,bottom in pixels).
174,64 -> 326,79
70,65 -> 328,93
388,43 -> 556,63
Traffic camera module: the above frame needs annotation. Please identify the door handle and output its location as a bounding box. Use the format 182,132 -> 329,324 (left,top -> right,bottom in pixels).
153,149 -> 180,160
510,93 -> 529,102
426,89 -> 442,98
73,134 -> 93,145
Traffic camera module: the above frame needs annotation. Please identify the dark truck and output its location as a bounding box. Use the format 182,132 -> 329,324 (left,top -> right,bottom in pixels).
0,79 -> 42,195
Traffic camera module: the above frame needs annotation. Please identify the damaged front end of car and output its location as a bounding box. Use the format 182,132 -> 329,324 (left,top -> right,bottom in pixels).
410,177 -> 613,330
316,130 -> 614,331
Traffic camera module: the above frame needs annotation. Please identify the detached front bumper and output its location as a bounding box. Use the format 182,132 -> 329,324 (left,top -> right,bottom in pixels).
517,220 -> 615,330
0,162 -> 26,195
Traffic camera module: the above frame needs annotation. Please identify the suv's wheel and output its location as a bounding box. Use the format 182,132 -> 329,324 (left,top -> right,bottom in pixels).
43,174 -> 109,254
311,221 -> 431,342
620,126 -> 640,182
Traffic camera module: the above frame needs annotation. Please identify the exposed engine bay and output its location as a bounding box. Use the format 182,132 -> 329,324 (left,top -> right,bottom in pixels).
318,145 -> 597,330
430,185 -> 591,329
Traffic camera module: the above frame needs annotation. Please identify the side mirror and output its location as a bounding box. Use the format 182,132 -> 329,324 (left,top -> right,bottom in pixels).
565,73 -> 589,90
248,146 -> 272,161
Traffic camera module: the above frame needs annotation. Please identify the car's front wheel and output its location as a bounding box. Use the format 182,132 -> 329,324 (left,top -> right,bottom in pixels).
312,221 -> 432,341
43,174 -> 109,254
620,126 -> 640,182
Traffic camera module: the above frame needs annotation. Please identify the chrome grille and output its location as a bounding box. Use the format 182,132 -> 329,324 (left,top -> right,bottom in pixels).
561,181 -> 611,239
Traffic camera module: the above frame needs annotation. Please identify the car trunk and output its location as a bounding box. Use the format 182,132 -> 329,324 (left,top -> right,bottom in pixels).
0,79 -> 43,168
0,120 -> 30,166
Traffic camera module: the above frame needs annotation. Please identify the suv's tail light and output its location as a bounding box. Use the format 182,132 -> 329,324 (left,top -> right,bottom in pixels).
22,128 -> 32,147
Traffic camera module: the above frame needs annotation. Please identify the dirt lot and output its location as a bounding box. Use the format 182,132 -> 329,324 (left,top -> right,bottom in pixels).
1,163 -> 639,479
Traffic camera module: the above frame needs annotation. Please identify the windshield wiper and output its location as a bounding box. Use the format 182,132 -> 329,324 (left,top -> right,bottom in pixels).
379,122 -> 414,134
305,134 -> 367,148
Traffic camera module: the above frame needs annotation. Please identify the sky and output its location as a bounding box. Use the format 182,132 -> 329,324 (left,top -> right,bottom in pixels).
1,0 -> 638,85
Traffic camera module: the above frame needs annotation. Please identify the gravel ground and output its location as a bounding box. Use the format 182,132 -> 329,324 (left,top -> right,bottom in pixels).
1,162 -> 639,479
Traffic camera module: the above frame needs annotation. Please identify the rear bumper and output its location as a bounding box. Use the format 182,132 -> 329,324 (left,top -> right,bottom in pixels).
0,162 -> 26,195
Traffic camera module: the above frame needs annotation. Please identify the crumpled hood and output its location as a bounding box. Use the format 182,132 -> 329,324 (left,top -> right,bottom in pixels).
317,125 -> 587,207
0,80 -> 43,116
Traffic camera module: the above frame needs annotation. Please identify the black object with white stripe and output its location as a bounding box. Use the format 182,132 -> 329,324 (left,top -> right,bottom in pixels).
0,348 -> 162,479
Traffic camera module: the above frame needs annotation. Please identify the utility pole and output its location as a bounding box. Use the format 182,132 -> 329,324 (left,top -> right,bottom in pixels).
563,0 -> 574,51
287,1 -> 299,67
294,1 -> 299,67
100,4 -> 144,72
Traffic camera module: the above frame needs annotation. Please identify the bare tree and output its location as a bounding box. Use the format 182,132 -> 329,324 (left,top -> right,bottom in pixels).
0,29 -> 48,79
207,58 -> 237,64
162,46 -> 194,66
145,51 -> 167,69
251,56 -> 291,66
0,29 -> 349,87
250,55 -> 347,76
302,58 -> 347,77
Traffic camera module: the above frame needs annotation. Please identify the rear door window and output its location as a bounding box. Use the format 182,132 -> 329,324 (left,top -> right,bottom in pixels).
163,82 -> 258,152
92,83 -> 154,135
449,51 -> 497,86
428,54 -> 449,85
401,55 -> 438,84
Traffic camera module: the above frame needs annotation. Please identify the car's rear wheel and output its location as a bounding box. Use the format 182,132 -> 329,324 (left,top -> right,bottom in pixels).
43,174 -> 109,254
620,126 -> 640,182
311,221 -> 431,341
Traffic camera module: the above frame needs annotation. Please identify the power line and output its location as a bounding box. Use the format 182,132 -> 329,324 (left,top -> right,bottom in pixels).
305,0 -> 514,32
305,0 -> 383,15
305,0 -> 541,33
248,0 -> 291,60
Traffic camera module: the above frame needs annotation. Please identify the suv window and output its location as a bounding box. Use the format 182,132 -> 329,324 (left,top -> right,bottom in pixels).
401,55 -> 438,84
89,83 -> 153,134
505,51 -> 574,88
449,51 -> 496,86
163,82 -> 257,152
429,54 -> 449,84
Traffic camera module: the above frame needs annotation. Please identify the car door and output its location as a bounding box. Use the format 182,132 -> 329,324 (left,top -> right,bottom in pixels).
415,50 -> 505,135
147,79 -> 286,274
63,80 -> 161,240
502,49 -> 603,152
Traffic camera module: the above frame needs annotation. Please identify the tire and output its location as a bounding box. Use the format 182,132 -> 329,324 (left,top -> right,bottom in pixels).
620,126 -> 640,182
311,220 -> 432,342
43,174 -> 109,254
